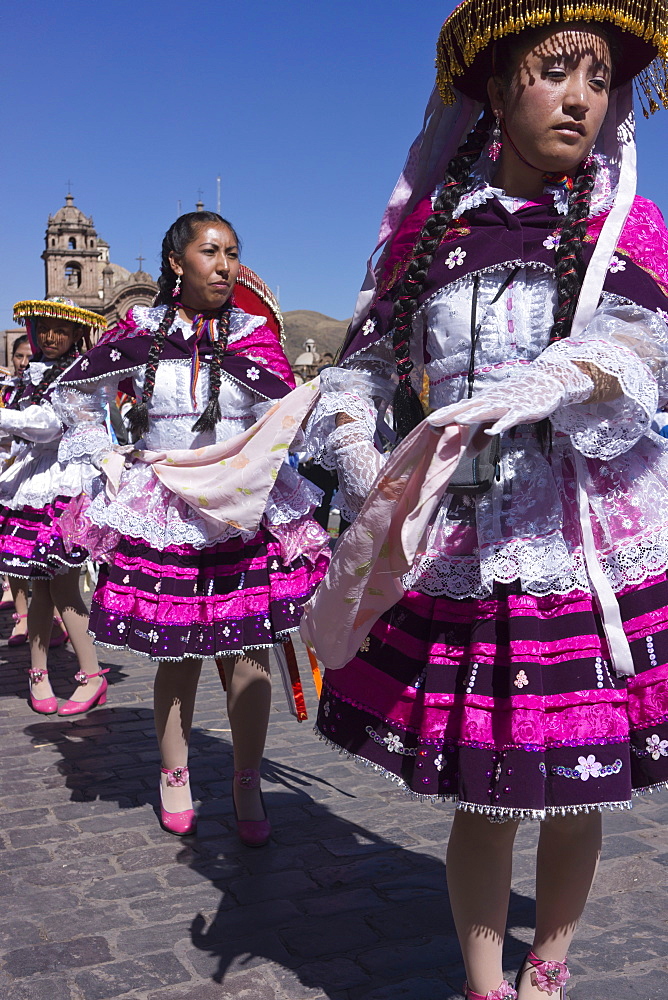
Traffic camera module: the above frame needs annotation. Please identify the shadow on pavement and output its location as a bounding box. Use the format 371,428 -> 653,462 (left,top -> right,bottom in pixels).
20,697 -> 536,999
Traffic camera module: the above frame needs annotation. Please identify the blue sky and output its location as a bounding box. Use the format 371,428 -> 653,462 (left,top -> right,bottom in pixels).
1,0 -> 666,329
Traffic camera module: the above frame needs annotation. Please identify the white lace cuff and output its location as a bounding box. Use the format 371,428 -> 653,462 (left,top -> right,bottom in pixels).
328,420 -> 386,517
305,365 -> 392,463
545,337 -> 658,458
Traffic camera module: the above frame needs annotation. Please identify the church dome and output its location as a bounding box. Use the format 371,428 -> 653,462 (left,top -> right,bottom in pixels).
49,193 -> 94,229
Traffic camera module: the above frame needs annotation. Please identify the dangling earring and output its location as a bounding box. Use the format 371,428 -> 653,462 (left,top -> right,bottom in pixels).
172,274 -> 182,299
489,114 -> 503,162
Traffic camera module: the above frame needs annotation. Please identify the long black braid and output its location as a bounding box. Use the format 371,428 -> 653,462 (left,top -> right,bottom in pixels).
548,157 -> 598,342
191,306 -> 231,434
389,109 -> 495,439
127,303 -> 176,438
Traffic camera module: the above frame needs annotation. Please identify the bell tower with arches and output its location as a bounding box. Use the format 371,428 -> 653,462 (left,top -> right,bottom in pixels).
42,193 -> 104,309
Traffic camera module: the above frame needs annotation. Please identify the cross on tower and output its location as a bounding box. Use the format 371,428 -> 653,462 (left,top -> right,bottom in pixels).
136,254 -> 145,271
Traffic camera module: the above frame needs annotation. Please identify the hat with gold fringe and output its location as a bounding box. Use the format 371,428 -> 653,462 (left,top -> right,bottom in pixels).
436,0 -> 668,116
13,296 -> 107,333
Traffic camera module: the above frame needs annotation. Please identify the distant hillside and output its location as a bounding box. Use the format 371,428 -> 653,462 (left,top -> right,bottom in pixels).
283,310 -> 350,364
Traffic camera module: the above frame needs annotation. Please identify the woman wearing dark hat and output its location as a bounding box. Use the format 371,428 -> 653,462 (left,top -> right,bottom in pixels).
303,1 -> 668,996
0,298 -> 108,716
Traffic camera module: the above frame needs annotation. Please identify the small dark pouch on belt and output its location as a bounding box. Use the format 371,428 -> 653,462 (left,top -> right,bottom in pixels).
445,267 -> 518,497
447,434 -> 500,495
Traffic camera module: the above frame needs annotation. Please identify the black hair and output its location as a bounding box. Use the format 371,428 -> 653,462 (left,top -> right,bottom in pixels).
11,335 -> 30,356
129,212 -> 239,438
154,211 -> 241,306
389,109 -> 495,438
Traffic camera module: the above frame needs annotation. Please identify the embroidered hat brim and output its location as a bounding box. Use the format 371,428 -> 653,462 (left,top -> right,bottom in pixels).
437,0 -> 668,116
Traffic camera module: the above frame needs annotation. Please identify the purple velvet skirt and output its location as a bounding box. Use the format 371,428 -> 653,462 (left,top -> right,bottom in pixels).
316,574 -> 668,819
0,498 -> 88,579
89,526 -> 329,662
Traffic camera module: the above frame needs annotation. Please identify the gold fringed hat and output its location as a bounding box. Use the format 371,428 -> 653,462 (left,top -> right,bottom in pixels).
436,0 -> 668,117
13,297 -> 107,332
13,297 -> 106,354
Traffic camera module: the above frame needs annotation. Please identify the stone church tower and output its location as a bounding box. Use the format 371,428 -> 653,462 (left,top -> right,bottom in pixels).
42,194 -> 158,325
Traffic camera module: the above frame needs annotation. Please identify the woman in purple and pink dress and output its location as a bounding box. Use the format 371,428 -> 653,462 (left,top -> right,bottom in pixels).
54,212 -> 329,845
303,1 -> 668,996
0,300 -> 106,715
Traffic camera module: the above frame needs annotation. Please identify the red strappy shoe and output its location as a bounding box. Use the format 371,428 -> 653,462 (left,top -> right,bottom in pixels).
27,667 -> 58,715
159,766 -> 197,836
515,951 -> 570,997
8,612 -> 28,646
57,668 -> 109,716
233,768 -> 271,847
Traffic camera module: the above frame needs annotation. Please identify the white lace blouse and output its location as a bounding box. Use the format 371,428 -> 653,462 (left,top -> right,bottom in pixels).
0,361 -> 100,509
51,307 -> 321,551
308,200 -> 668,600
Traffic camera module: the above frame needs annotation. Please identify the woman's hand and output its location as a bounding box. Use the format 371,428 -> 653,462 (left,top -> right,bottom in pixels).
427,359 -> 595,437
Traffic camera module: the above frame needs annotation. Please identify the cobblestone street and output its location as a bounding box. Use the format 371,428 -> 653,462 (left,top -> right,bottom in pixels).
1,604 -> 668,1000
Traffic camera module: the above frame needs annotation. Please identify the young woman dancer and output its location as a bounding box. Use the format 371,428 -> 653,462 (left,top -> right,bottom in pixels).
54,212 -> 329,844
0,299 -> 107,716
304,1 -> 668,996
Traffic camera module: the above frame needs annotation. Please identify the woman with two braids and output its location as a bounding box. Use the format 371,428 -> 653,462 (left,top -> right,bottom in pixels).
0,298 -> 106,716
304,1 -> 668,996
53,213 -> 329,844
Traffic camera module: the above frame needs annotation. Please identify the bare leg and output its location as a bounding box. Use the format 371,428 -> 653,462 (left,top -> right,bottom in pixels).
217,650 -> 271,821
154,658 -> 202,812
50,569 -> 102,702
27,579 -> 56,701
446,810 -> 520,996
516,812 -> 602,999
8,577 -> 29,638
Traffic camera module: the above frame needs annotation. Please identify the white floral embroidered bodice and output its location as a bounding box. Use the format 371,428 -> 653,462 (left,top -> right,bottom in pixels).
309,257 -> 668,599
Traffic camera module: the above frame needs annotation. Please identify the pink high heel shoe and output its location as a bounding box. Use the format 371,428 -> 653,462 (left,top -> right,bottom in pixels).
0,579 -> 12,609
57,668 -> 109,716
464,982 -> 517,999
159,766 -> 197,836
233,768 -> 271,847
8,612 -> 28,646
49,616 -> 69,648
515,951 -> 570,998
27,668 -> 58,715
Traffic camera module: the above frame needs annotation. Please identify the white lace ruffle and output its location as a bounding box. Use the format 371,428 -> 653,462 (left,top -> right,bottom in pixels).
327,422 -> 386,516
456,152 -> 615,219
546,303 -> 667,458
83,455 -> 322,551
0,441 -> 99,508
305,364 -> 394,464
403,431 -> 668,599
128,304 -> 265,346
264,463 -> 324,525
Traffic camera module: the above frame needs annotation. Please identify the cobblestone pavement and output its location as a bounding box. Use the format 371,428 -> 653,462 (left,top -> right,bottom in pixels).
1,604 -> 668,1000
